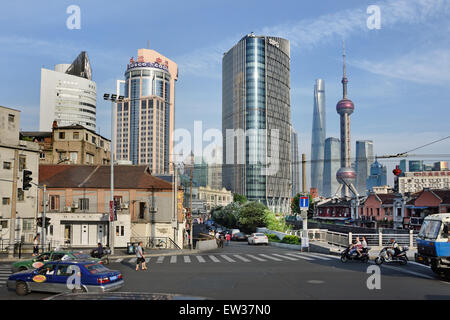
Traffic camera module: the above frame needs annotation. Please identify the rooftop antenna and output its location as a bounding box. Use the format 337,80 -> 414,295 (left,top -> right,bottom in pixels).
147,40 -> 150,49
341,39 -> 348,99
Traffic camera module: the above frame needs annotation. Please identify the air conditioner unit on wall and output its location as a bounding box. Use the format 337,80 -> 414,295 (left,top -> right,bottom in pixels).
64,206 -> 72,212
121,203 -> 129,209
71,203 -> 79,209
150,207 -> 158,213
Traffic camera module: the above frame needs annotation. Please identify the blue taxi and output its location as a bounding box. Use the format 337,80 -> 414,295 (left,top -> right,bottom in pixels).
7,260 -> 123,296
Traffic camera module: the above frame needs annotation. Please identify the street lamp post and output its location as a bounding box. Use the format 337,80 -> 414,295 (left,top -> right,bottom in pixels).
103,93 -> 124,255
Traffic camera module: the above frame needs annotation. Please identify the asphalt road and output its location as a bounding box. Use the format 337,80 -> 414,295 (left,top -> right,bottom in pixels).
0,241 -> 449,300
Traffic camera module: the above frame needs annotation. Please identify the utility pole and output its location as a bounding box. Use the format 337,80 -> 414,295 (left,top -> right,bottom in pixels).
302,153 -> 306,193
42,185 -> 47,252
300,153 -> 308,251
8,150 -> 19,258
190,167 -> 193,250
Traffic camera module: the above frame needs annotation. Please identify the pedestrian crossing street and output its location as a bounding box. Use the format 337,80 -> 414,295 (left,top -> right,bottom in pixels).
0,265 -> 11,287
115,252 -> 339,266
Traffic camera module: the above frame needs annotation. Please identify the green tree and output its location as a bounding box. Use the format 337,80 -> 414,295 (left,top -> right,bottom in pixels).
233,193 -> 247,204
238,201 -> 267,234
291,193 -> 301,215
264,210 -> 290,232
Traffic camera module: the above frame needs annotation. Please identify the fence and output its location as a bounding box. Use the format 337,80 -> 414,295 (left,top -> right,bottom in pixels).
0,240 -> 62,257
129,237 -> 181,250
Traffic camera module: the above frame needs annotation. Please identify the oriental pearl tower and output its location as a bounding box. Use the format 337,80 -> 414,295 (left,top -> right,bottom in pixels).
334,42 -> 358,201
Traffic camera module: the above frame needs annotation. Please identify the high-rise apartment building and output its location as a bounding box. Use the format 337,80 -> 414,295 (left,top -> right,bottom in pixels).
40,52 -> 96,131
322,137 -> 341,198
355,140 -> 374,195
433,161 -> 448,171
409,160 -> 424,172
311,79 -> 326,195
115,49 -> 178,174
222,33 -> 291,213
291,128 -> 300,197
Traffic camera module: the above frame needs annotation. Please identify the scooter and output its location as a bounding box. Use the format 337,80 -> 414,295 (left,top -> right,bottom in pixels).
375,246 -> 409,265
340,246 -> 370,263
91,247 -> 111,265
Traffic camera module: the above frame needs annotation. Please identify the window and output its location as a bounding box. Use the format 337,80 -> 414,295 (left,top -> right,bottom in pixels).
59,132 -> 65,139
73,132 -> 79,139
8,114 -> 15,123
2,198 -> 10,205
92,136 -> 96,144
86,153 -> 94,164
85,133 -> 89,141
3,162 -> 11,170
139,202 -> 146,219
0,221 -> 7,229
116,225 -> 125,236
17,188 -> 24,201
113,196 -> 122,208
19,156 -> 26,171
79,198 -> 89,210
69,152 -> 78,164
40,152 -> 45,159
56,264 -> 73,276
49,195 -> 60,211
22,219 -> 33,232
58,152 -> 65,161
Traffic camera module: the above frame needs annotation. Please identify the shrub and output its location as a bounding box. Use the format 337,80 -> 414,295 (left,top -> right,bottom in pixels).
280,235 -> 300,245
266,234 -> 280,242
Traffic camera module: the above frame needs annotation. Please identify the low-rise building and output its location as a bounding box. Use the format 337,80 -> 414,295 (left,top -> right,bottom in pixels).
359,193 -> 396,228
21,121 -> 110,165
39,164 -> 184,248
198,186 -> 233,211
398,170 -> 450,193
0,106 -> 40,244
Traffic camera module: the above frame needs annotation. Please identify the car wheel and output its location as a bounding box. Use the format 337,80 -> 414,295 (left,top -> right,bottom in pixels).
72,286 -> 87,293
16,281 -> 29,296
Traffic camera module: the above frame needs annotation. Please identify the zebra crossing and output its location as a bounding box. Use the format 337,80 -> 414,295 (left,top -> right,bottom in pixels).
117,252 -> 336,266
0,265 -> 11,287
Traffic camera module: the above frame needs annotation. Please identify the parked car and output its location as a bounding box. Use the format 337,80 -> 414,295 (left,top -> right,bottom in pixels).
248,233 -> 269,245
232,232 -> 248,241
12,251 -> 100,273
7,260 -> 123,296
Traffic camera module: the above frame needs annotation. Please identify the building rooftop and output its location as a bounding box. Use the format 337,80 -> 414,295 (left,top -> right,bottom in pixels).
39,165 -> 174,190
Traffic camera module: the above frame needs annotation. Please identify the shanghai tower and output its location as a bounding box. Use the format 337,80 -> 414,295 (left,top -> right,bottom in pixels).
311,79 -> 326,195
335,42 -> 357,199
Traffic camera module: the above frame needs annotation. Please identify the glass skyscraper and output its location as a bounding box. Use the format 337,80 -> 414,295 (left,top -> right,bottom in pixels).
322,137 -> 341,198
311,79 -> 326,196
291,128 -> 300,197
366,160 -> 387,193
116,49 -> 178,173
355,140 -> 374,195
222,33 -> 291,213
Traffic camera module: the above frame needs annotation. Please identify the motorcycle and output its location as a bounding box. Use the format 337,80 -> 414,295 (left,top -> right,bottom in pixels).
375,246 -> 409,265
91,246 -> 111,265
340,246 -> 370,263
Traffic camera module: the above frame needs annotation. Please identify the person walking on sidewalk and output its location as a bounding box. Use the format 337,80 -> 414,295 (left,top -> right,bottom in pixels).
135,241 -> 147,271
226,233 -> 231,246
32,233 -> 40,256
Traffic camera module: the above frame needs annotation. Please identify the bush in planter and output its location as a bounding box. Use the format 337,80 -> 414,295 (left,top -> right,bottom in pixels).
266,234 -> 280,242
280,235 -> 300,245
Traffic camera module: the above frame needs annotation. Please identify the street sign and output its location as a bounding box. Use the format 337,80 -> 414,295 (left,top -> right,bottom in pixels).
300,196 -> 309,208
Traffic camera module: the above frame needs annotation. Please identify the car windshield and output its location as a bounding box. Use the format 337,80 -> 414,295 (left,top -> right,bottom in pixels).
84,263 -> 109,274
418,220 -> 442,240
72,253 -> 91,259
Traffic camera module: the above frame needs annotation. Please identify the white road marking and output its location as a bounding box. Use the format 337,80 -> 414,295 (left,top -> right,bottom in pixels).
303,253 -> 333,261
408,261 -> 431,268
170,256 -> 177,263
284,253 -> 315,261
196,255 -> 206,263
220,255 -> 236,262
246,254 -> 267,262
209,255 -> 220,263
381,264 -> 434,279
115,258 -> 123,263
145,258 -> 150,263
233,254 -> 251,262
272,253 -> 299,261
156,256 -> 165,263
259,254 -> 282,261
184,256 -> 191,263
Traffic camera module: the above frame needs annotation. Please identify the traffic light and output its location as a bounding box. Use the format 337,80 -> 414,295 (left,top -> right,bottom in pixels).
36,217 -> 51,228
22,170 -> 32,190
36,217 -> 42,227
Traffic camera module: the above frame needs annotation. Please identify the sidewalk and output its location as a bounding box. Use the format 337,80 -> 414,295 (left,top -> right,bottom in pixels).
0,248 -> 200,263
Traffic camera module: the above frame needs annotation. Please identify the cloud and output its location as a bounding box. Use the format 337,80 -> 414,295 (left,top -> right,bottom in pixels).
353,49 -> 450,86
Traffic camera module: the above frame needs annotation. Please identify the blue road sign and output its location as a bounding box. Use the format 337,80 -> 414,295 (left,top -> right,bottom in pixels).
300,196 -> 309,208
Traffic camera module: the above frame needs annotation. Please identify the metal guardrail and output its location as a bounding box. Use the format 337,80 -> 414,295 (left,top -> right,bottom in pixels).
129,237 -> 181,250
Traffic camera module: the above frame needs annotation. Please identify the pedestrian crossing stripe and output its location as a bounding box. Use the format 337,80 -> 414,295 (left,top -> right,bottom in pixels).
170,256 -> 177,263
184,256 -> 191,263
233,255 -> 251,262
259,254 -> 282,261
271,253 -> 300,261
115,258 -> 123,263
209,255 -> 220,263
196,256 -> 206,263
220,255 -> 235,262
246,254 -> 266,262
156,256 -> 165,263
284,253 -> 314,261
128,258 -> 136,263
301,253 -> 333,261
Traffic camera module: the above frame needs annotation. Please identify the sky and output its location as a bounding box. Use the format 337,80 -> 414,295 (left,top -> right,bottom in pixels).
1,0 -> 450,188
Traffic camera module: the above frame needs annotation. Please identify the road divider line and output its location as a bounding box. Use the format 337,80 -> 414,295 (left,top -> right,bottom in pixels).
246,254 -> 266,262
196,255 -> 206,263
272,253 -> 299,261
156,256 -> 165,263
259,254 -> 282,261
184,256 -> 191,263
170,256 -> 177,263
220,255 -> 236,262
209,255 -> 220,263
233,254 -> 251,262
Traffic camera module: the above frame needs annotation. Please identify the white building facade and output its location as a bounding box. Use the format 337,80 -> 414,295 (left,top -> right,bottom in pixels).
39,52 -> 96,131
398,171 -> 450,193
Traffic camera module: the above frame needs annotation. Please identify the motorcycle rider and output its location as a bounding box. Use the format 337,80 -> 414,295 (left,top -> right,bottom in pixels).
349,237 -> 362,257
91,242 -> 104,258
386,238 -> 401,261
